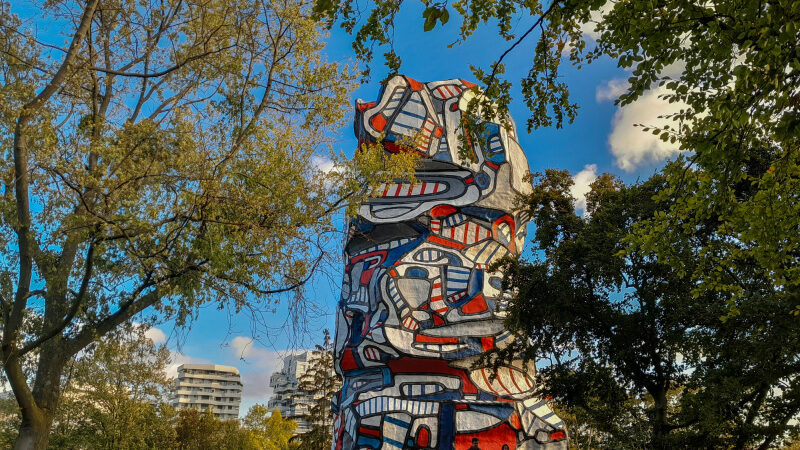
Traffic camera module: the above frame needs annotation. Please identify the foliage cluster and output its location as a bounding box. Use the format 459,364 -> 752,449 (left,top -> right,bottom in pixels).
495,170 -> 800,448
0,326 -> 300,449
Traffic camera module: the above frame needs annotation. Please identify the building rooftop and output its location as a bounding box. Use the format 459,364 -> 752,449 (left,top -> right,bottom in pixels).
177,364 -> 240,375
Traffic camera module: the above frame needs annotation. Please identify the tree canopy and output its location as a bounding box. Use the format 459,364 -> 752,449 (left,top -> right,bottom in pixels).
243,405 -> 298,450
495,170 -> 800,448
49,325 -> 176,449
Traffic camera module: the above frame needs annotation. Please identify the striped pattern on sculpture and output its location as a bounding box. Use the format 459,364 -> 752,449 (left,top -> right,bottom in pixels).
333,75 -> 568,449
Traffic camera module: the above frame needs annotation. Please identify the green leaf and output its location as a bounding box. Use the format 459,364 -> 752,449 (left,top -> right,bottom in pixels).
424,15 -> 436,31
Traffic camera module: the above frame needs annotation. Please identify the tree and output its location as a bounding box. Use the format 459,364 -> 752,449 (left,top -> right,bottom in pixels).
0,392 -> 21,448
492,169 -> 800,448
243,405 -> 298,450
47,325 -> 177,449
0,0 -> 417,447
293,329 -> 339,450
174,408 -> 254,450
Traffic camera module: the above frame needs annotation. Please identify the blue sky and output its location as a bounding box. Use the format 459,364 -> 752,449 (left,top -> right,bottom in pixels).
9,1 -> 682,415
157,4 -> 683,414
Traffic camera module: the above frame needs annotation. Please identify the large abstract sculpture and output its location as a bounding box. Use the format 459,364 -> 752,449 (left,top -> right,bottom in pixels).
332,75 -> 567,449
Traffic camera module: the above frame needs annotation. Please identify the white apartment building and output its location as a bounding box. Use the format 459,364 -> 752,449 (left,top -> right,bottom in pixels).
267,351 -> 318,434
171,364 -> 242,421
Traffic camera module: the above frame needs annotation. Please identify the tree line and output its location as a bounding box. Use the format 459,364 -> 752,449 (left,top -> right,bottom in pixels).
0,325 -> 339,449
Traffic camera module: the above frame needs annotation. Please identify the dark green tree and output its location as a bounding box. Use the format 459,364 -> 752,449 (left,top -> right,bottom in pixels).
293,329 -> 340,450
493,170 -> 800,448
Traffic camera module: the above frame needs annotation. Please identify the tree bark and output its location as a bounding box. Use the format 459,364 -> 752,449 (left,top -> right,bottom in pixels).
651,387 -> 669,449
14,412 -> 53,450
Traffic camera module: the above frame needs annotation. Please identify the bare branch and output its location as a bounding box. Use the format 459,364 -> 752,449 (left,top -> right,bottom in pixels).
485,0 -> 563,90
17,242 -> 96,357
88,45 -> 234,78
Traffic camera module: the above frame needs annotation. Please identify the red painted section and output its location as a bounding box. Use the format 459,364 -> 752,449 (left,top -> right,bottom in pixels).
481,337 -> 495,351
347,251 -> 387,285
427,235 -> 465,250
432,314 -> 445,326
455,404 -> 467,410
405,76 -> 424,90
492,215 -> 517,252
339,349 -> 358,370
416,427 -> 430,447
454,423 -> 517,449
359,426 -> 381,438
370,113 -> 387,131
509,412 -> 522,430
462,294 -> 488,314
416,334 -> 458,344
551,431 -> 567,441
461,79 -> 478,88
384,141 -> 427,156
430,204 -> 458,217
357,101 -> 377,111
434,126 -> 443,137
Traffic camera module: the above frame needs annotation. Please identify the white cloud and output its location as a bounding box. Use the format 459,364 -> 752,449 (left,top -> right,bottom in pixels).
570,164 -> 598,214
311,155 -> 345,175
144,326 -> 167,344
579,1 -> 615,39
595,78 -> 629,103
603,86 -> 685,172
229,337 -> 305,402
231,336 -> 256,358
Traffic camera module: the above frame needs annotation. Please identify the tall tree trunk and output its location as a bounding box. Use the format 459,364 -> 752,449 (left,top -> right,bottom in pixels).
651,388 -> 669,449
13,342 -> 70,450
14,414 -> 53,450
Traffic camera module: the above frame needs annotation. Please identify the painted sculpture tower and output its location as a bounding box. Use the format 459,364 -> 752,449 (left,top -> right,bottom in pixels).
332,75 -> 568,449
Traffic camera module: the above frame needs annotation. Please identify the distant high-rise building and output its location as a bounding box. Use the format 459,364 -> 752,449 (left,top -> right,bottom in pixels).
171,364 -> 242,421
268,352 -> 318,434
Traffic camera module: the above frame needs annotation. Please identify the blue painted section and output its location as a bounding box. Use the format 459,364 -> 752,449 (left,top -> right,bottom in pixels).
469,403 -> 515,419
406,267 -> 429,278
467,269 -> 484,297
438,403 -> 455,449
357,436 -> 381,449
461,206 -> 505,222
385,415 -> 410,428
